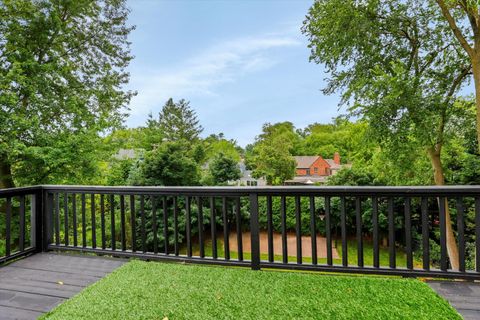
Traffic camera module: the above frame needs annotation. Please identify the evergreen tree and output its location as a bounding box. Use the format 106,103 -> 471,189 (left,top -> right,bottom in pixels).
150,98 -> 203,142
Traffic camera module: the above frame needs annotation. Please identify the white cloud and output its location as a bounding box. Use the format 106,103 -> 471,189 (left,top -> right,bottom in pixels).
128,34 -> 301,116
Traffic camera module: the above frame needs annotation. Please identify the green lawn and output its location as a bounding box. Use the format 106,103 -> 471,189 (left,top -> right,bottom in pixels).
41,260 -> 460,320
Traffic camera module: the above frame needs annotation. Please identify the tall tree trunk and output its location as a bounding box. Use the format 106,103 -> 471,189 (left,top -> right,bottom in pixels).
472,58 -> 480,154
428,147 -> 459,270
0,156 -> 15,189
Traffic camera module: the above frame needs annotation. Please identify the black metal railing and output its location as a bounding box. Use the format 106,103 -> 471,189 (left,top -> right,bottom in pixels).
0,186 -> 43,264
2,185 -> 480,279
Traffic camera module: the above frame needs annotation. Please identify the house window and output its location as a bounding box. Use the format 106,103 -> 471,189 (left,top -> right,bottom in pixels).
306,169 -> 310,175
314,167 -> 318,174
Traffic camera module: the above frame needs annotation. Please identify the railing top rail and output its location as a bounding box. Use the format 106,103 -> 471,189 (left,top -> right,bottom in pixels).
0,185 -> 42,196
36,184 -> 480,196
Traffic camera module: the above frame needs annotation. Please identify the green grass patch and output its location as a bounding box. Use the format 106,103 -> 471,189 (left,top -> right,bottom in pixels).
41,261 -> 460,320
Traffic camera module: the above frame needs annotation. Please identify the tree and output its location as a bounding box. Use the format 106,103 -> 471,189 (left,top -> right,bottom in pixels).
130,141 -> 200,186
248,122 -> 297,185
203,134 -> 242,162
303,0 -> 469,269
208,153 -> 241,185
149,98 -> 203,142
0,0 -> 134,187
13,128 -> 108,185
298,118 -> 369,161
104,126 -> 163,152
435,0 -> 480,153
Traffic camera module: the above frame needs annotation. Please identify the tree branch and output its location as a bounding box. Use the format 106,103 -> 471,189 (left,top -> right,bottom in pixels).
436,0 -> 474,57
445,66 -> 471,104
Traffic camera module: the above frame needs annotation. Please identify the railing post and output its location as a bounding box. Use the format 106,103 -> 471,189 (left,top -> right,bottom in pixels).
249,193 -> 260,271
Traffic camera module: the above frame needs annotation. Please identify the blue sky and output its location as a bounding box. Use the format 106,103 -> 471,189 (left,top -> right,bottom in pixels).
126,0 -> 340,146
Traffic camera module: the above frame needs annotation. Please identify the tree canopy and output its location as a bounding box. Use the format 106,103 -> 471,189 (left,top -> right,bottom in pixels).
149,98 -> 203,143
0,0 -> 134,187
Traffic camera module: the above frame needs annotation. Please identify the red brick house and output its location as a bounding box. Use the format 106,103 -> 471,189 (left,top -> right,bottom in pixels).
286,152 -> 344,185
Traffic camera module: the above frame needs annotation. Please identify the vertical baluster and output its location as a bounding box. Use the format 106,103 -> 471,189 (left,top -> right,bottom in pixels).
120,195 -> 126,251
475,197 -> 480,272
185,196 -> 192,257
110,194 -> 116,251
388,197 -> 395,269
81,194 -> 86,248
325,196 -> 332,266
152,196 -> 158,254
404,197 -> 413,269
19,195 -> 25,252
5,197 -> 11,256
250,193 -> 260,270
210,197 -> 217,259
222,197 -> 230,260
439,197 -> 447,271
295,196 -> 302,264
141,195 -> 146,253
421,197 -> 430,270
46,193 -> 54,248
72,194 -> 77,247
55,193 -> 60,246
197,196 -> 204,258
163,196 -> 169,255
101,194 -> 106,250
372,196 -> 379,268
64,193 -> 69,246
341,196 -> 347,267
235,197 -> 243,261
456,197 -> 465,272
91,194 -> 96,249
356,197 -> 363,268
310,196 -> 317,265
130,195 -> 136,252
281,196 -> 288,263
267,195 -> 274,262
173,196 -> 179,256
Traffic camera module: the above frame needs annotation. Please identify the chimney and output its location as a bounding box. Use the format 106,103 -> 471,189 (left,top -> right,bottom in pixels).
333,152 -> 340,165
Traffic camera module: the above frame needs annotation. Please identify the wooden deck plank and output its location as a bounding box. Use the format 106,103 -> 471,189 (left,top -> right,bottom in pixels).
428,280 -> 480,320
0,305 -> 43,320
0,266 -> 103,286
0,252 -> 126,319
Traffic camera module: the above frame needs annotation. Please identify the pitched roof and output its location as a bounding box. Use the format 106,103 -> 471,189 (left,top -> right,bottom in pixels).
325,159 -> 342,169
293,156 -> 321,168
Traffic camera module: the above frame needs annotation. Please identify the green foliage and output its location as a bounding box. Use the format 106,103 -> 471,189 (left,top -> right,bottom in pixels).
327,166 -> 385,186
203,134 -> 242,162
42,261 -> 461,320
303,0 -> 470,186
105,159 -> 136,186
298,118 -> 369,161
207,153 -> 241,185
104,127 -> 162,152
13,129 -> 108,185
149,98 -> 203,142
248,122 -> 297,185
0,0 -> 134,187
130,141 -> 201,186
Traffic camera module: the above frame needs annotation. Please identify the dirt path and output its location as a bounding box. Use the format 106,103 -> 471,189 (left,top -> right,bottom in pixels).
227,231 -> 339,259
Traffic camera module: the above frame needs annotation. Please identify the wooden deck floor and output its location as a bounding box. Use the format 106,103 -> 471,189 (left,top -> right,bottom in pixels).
0,253 -> 126,320
1,252 -> 479,319
428,280 -> 480,320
